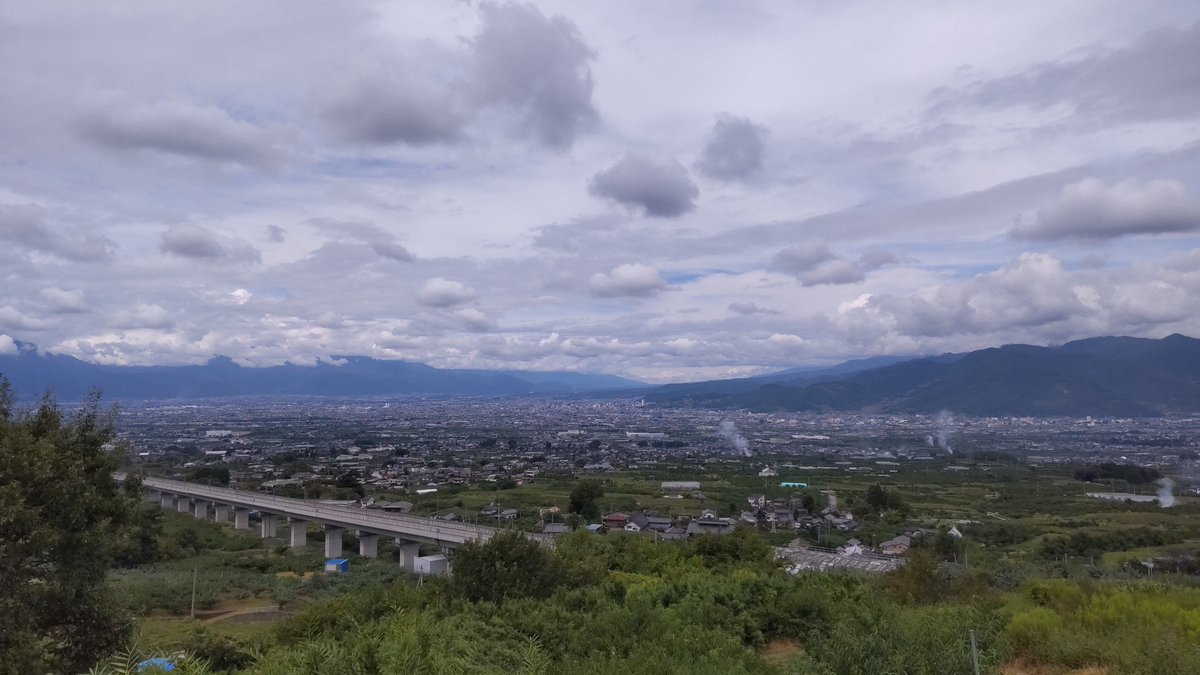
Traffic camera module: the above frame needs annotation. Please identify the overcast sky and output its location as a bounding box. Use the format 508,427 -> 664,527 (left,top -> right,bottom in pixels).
2,1 -> 1200,382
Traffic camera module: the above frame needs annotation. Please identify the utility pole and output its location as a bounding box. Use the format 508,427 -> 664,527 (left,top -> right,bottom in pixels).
190,568 -> 198,619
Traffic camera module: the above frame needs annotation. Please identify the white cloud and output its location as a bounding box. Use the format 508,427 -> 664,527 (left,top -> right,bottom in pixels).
0,334 -> 16,355
589,263 -> 667,297
416,278 -> 477,308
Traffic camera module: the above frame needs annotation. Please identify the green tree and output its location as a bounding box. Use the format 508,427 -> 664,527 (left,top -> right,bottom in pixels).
0,383 -> 140,672
450,530 -> 563,603
568,479 -> 604,520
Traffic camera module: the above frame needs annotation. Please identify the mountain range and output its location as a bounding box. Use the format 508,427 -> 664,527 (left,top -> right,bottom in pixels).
645,334 -> 1200,417
3,334 -> 1198,416
0,343 -> 641,401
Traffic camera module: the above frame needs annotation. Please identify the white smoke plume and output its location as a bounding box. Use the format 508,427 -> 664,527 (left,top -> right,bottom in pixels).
929,410 -> 955,455
718,420 -> 751,457
1158,478 -> 1176,508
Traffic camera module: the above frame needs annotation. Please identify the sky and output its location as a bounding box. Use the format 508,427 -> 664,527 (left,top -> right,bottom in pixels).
2,1 -> 1200,383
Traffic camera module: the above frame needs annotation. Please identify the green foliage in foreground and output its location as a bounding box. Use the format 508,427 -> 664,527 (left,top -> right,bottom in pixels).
0,385 -> 142,673
104,526 -> 1200,674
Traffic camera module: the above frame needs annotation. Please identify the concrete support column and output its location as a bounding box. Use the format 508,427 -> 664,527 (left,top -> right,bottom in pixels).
324,525 -> 344,559
160,493 -> 175,509
213,504 -> 230,523
234,509 -> 251,530
395,538 -> 420,573
192,500 -> 209,520
289,519 -> 308,549
176,496 -> 192,513
357,532 -> 379,558
260,513 -> 277,539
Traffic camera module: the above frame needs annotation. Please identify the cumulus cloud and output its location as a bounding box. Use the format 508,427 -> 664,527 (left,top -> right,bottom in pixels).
0,334 -> 16,355
416,278 -> 477,307
0,203 -> 114,262
861,253 -> 1090,338
696,114 -> 768,181
589,263 -> 667,297
472,1 -> 597,149
159,224 -> 261,263
772,241 -> 899,286
80,99 -> 282,168
39,288 -> 88,314
589,153 -> 699,217
1013,177 -> 1200,241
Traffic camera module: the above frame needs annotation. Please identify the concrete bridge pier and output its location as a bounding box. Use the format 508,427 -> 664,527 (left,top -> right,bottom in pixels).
324,525 -> 344,558
192,500 -> 209,520
357,532 -> 379,558
260,513 -> 277,539
289,519 -> 309,549
176,496 -> 192,513
213,503 -> 230,523
395,538 -> 421,573
160,493 -> 175,509
233,508 -> 251,529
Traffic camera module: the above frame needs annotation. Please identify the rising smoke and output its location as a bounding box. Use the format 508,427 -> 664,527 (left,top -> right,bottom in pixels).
1158,478 -> 1176,508
924,410 -> 955,455
718,420 -> 751,457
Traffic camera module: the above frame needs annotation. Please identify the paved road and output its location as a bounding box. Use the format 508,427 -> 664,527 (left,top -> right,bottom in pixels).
130,475 -> 531,546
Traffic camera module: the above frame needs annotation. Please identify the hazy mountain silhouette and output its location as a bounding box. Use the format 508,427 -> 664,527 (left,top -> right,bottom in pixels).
0,343 -> 641,401
646,334 -> 1200,416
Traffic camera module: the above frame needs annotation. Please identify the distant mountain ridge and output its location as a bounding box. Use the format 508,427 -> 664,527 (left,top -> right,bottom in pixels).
646,334 -> 1200,417
0,343 -> 642,401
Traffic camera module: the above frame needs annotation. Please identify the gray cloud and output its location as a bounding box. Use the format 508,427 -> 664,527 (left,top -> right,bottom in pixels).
729,301 -> 779,316
589,263 -> 667,297
773,240 -> 900,286
1013,177 -> 1200,241
159,224 -> 261,263
322,67 -> 465,146
472,2 -> 597,149
80,99 -> 282,168
696,114 -> 768,181
416,278 -> 477,308
589,153 -> 699,218
370,240 -> 416,262
305,218 -> 415,262
38,288 -> 88,314
110,303 -> 174,330
772,240 -> 836,274
0,203 -> 114,262
937,21 -> 1200,128
0,306 -> 53,332
266,225 -> 286,243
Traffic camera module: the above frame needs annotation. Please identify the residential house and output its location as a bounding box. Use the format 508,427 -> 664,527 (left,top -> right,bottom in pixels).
880,535 -> 911,556
603,512 -> 630,529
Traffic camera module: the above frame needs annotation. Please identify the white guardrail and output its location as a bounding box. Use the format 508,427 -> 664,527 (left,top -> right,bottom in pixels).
121,474 -> 542,545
